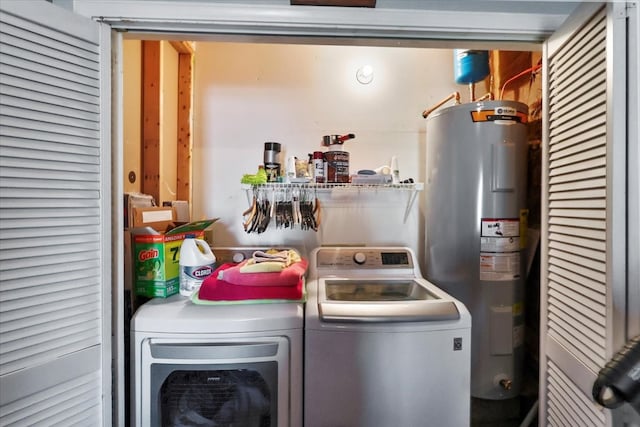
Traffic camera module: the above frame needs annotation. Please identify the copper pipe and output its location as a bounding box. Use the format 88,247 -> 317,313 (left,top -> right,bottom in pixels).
500,62 -> 542,100
468,83 -> 475,102
421,92 -> 461,119
476,92 -> 494,101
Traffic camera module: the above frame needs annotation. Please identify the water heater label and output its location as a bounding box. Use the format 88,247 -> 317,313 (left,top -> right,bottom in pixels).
481,218 -> 519,238
481,236 -> 520,252
470,108 -> 527,124
480,218 -> 521,280
479,253 -> 521,281
495,106 -> 517,116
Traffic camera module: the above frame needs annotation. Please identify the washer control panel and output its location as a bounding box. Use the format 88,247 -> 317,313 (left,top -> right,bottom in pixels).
315,248 -> 414,270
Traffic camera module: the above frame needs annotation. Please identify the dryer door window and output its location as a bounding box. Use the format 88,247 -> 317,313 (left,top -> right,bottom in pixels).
139,337 -> 289,427
151,363 -> 277,426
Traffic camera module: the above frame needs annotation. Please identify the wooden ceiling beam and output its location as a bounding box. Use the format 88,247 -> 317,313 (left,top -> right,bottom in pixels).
169,41 -> 194,54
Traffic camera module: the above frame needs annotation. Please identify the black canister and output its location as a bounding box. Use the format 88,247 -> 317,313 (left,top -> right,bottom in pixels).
263,142 -> 281,182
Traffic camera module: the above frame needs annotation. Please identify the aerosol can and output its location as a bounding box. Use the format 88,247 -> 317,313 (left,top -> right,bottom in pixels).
312,151 -> 325,183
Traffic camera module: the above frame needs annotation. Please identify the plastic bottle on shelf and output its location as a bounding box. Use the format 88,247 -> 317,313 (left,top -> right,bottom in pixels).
390,156 -> 400,184
179,237 -> 216,297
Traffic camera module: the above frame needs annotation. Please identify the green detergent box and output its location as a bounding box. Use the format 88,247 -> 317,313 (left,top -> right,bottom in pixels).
132,218 -> 218,298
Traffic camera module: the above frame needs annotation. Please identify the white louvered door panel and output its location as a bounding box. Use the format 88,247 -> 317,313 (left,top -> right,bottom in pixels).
0,1 -> 111,425
541,3 -> 628,426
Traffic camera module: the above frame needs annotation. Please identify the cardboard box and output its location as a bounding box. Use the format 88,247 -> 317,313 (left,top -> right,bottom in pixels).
132,206 -> 175,231
124,192 -> 154,229
132,218 -> 218,298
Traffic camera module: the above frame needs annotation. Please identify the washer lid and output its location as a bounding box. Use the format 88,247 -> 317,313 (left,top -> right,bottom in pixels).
324,279 -> 434,301
318,279 -> 460,323
132,294 -> 303,333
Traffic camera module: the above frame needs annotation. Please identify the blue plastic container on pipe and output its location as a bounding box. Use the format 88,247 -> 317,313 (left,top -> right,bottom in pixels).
453,49 -> 490,84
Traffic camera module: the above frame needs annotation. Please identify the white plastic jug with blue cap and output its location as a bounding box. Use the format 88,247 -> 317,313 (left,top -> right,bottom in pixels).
179,237 -> 216,297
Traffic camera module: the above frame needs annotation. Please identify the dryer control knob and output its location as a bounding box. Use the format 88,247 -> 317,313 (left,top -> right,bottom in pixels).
232,252 -> 246,263
353,252 -> 367,265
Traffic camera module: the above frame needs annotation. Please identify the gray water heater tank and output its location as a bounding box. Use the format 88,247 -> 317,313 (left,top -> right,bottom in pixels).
425,100 -> 528,400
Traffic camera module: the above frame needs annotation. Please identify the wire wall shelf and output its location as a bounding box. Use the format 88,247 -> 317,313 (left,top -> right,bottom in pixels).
242,182 -> 424,224
242,182 -> 424,191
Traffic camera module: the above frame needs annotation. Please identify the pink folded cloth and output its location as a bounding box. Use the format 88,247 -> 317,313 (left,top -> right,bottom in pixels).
217,258 -> 308,287
198,263 -> 303,301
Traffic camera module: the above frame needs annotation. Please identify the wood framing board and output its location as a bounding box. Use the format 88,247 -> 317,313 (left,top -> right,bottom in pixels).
176,51 -> 192,202
141,40 -> 161,203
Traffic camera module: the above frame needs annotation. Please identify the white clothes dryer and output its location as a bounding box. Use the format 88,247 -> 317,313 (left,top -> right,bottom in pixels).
131,248 -> 303,427
304,246 -> 471,427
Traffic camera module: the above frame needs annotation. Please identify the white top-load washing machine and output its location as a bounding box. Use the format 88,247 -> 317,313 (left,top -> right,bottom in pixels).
131,248 -> 303,427
304,246 -> 471,427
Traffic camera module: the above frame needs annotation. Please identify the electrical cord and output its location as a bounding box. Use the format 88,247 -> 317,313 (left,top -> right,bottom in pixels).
500,62 -> 542,101
592,335 -> 640,414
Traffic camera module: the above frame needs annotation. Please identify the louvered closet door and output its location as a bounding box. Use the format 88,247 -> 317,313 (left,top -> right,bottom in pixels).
0,1 -> 111,425
541,2 -> 628,426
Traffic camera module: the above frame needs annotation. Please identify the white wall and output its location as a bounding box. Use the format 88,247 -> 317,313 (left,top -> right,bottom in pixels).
192,41 -> 459,260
